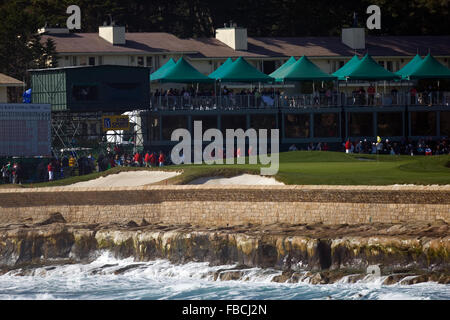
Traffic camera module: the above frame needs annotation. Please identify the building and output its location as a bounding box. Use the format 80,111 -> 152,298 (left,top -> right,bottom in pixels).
0,73 -> 24,103
28,65 -> 150,150
40,25 -> 450,78
37,25 -> 450,151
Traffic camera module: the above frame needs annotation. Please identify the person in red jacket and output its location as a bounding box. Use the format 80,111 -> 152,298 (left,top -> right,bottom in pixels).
133,152 -> 142,167
150,152 -> 156,167
158,151 -> 165,167
47,162 -> 54,181
345,140 -> 352,154
144,151 -> 151,167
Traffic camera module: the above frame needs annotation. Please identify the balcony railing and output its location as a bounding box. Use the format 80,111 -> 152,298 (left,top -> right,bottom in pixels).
149,92 -> 450,111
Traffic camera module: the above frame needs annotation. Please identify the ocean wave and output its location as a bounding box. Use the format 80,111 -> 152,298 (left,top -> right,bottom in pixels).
0,251 -> 448,300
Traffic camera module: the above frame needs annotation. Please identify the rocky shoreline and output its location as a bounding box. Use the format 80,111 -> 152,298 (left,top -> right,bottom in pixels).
0,213 -> 449,285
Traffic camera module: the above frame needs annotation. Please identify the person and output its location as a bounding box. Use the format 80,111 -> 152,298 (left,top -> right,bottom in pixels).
288,144 -> 298,151
144,151 -> 152,167
322,142 -> 329,151
1,163 -> 10,184
367,84 -> 375,105
134,152 -> 142,167
391,87 -> 398,104
158,151 -> 165,167
325,88 -> 332,105
425,146 -> 432,156
47,161 -> 54,181
358,87 -> 366,105
345,139 -> 352,154
150,152 -> 156,167
410,87 -> 417,105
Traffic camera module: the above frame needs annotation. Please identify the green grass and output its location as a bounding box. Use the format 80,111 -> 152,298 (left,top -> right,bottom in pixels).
1,151 -> 449,188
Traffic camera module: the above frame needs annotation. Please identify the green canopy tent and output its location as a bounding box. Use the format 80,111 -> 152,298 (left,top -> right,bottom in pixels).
333,55 -> 360,80
209,57 -> 235,97
406,54 -> 450,104
344,54 -> 400,80
208,57 -> 234,80
217,57 -> 273,83
406,53 -> 450,79
269,56 -> 297,82
395,54 -> 423,79
150,58 -> 176,81
279,56 -> 337,81
157,57 -> 213,83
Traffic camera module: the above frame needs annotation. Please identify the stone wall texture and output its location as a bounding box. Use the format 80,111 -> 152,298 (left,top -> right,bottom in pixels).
0,185 -> 449,226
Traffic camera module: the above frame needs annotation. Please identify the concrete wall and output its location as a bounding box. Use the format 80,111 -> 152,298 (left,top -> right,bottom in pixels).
1,185 -> 449,226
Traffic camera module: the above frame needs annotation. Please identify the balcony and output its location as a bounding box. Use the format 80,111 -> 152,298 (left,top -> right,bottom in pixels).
149,91 -> 450,111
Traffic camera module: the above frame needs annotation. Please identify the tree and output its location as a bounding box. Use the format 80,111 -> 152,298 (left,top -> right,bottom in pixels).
0,0 -> 57,83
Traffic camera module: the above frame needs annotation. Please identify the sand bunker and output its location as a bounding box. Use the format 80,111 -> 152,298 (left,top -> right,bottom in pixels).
66,171 -> 181,188
188,174 -> 284,185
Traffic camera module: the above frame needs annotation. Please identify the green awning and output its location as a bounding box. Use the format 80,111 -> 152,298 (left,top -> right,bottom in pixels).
217,57 -> 273,83
209,58 -> 234,80
278,56 -> 337,81
344,54 -> 400,80
333,55 -> 360,80
407,54 -> 450,79
395,54 -> 423,79
157,57 -> 213,83
150,58 -> 176,81
269,56 -> 297,82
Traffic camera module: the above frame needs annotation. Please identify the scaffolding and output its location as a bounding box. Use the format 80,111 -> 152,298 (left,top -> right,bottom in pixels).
51,110 -> 145,157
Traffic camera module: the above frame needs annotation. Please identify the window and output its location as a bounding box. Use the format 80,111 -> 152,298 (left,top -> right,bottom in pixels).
339,61 -> 345,68
146,56 -> 152,68
72,56 -> 77,66
130,56 -> 135,65
285,114 -> 310,138
262,60 -> 276,74
88,57 -> 96,66
137,56 -> 144,66
98,56 -> 103,65
378,61 -> 385,68
395,61 -> 400,72
386,61 -> 393,71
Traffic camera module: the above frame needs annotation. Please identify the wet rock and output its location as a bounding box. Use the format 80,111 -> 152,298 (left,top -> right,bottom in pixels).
218,270 -> 246,281
383,273 -> 412,285
399,275 -> 429,285
438,275 -> 450,284
272,270 -> 293,283
310,272 -> 329,284
345,274 -> 366,283
114,264 -> 145,275
35,213 -> 66,226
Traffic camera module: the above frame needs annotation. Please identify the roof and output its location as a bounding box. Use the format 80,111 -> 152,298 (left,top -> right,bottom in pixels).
156,57 -> 213,83
277,56 -> 337,81
41,33 -> 450,59
0,73 -> 24,86
269,56 -> 297,82
395,54 -> 423,79
209,57 -> 234,79
333,55 -> 360,80
150,58 -> 176,81
407,54 -> 450,79
217,57 -> 273,82
28,65 -> 149,72
344,54 -> 400,80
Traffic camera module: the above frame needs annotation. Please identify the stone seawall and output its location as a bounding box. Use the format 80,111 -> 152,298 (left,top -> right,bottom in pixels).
1,185 -> 449,226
